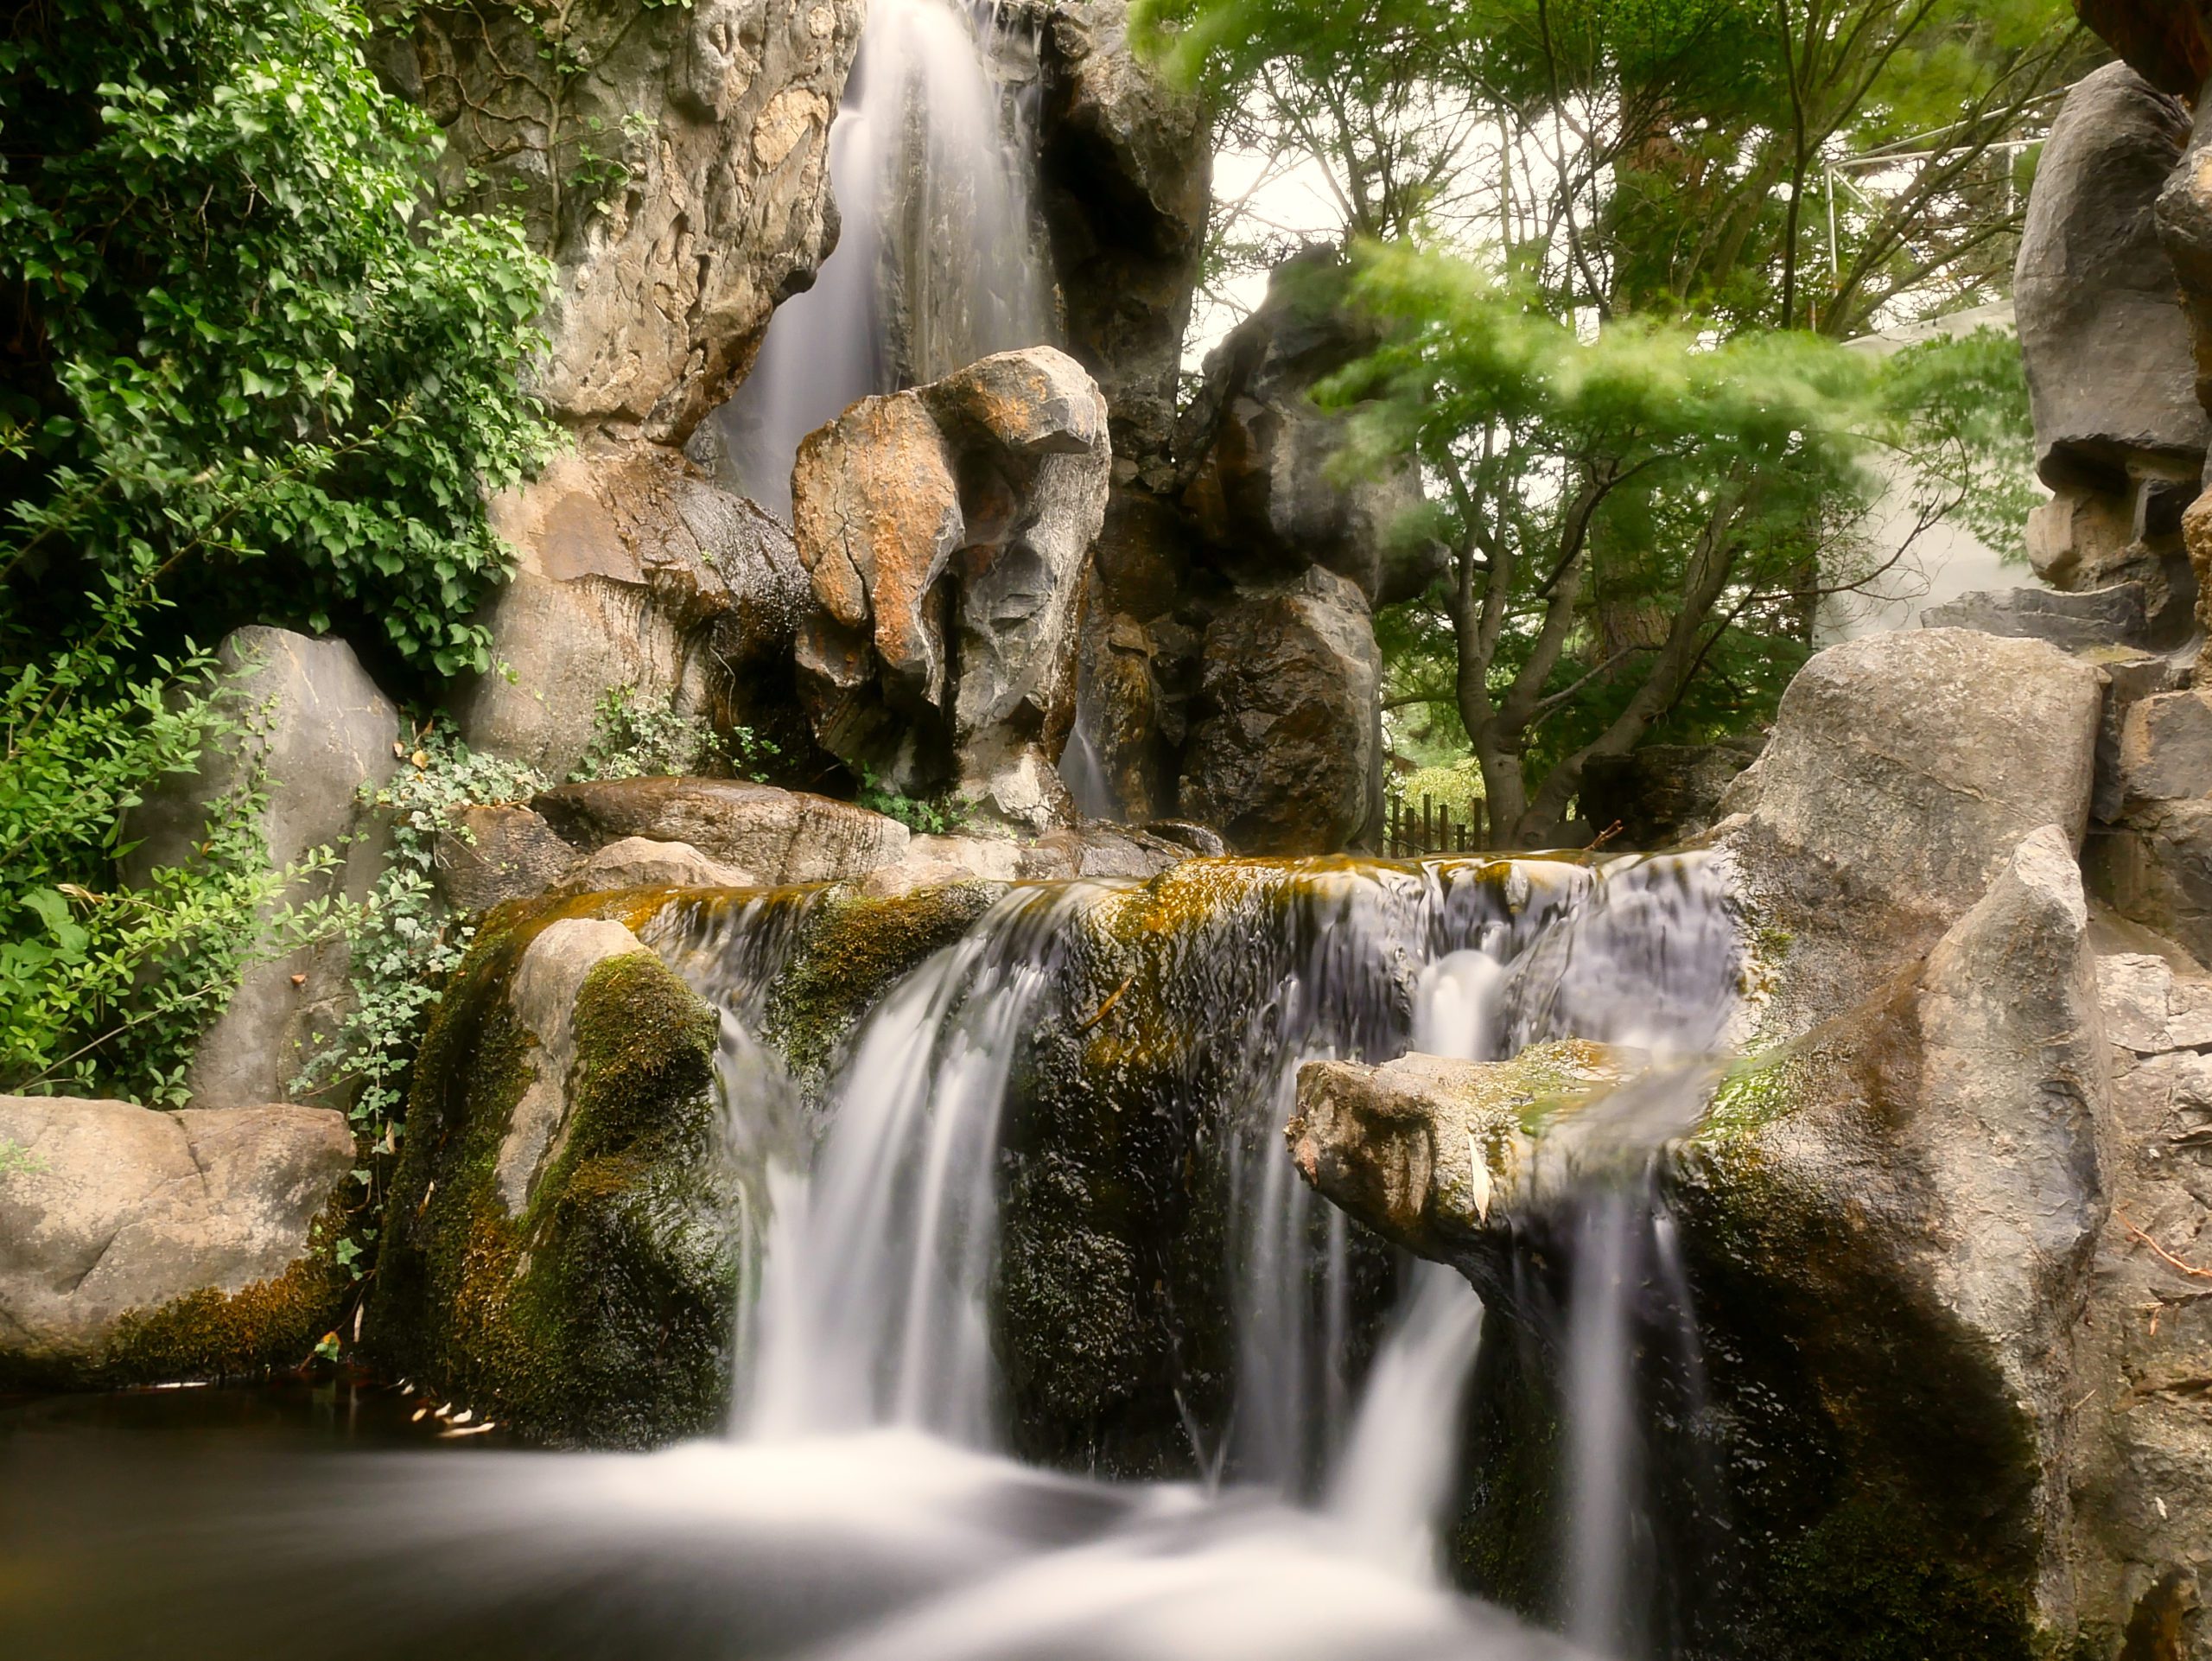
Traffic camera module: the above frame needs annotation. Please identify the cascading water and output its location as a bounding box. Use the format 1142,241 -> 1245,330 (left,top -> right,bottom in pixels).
706,0 -> 1052,515
5,851 -> 1752,1661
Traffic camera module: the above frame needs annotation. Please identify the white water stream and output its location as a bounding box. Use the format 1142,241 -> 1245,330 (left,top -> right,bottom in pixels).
707,0 -> 1051,515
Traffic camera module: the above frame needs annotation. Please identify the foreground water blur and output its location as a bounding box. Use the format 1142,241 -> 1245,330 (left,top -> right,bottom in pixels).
0,1381 -> 1586,1661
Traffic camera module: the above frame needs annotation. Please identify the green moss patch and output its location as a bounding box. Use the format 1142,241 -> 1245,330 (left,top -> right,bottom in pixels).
368,920 -> 741,1448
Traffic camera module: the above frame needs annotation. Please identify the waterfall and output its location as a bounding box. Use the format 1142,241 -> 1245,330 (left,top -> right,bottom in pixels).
654,850 -> 1745,1656
742,884 -> 1088,1441
707,0 -> 1052,516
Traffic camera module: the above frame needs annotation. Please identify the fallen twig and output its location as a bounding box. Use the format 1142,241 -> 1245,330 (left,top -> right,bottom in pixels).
2120,1211 -> 2212,1281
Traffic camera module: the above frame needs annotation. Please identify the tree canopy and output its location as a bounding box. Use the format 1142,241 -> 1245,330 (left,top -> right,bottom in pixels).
1140,0 -> 2077,841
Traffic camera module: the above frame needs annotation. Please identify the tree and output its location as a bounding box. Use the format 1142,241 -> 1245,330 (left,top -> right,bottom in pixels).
1141,0 -> 2081,841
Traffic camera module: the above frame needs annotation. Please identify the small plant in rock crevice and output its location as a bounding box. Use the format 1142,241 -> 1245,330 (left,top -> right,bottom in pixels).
855,766 -> 975,837
568,682 -> 779,784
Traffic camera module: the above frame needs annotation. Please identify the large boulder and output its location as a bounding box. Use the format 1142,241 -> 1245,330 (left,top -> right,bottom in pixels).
370,908 -> 744,1447
454,442 -> 811,780
531,776 -> 909,883
1289,828 -> 2110,1653
0,1096 -> 351,1384
2068,928 -> 2212,1645
791,347 -> 1111,827
1034,0 -> 1211,472
124,627 -> 400,1108
1176,566 -> 1383,855
2015,62 -> 2204,490
374,0 -> 865,443
1716,626 -> 2102,1022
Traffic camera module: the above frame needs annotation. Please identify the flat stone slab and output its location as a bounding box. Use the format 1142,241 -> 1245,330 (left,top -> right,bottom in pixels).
1920,583 -> 2150,652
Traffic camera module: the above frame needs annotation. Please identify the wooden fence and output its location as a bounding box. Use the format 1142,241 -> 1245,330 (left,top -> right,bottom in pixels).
1383,792 -> 1486,857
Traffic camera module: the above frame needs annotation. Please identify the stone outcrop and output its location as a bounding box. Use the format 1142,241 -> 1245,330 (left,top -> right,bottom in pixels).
1717,626 -> 2102,1019
1071,252 -> 1402,847
790,347 -> 1110,827
1174,250 -> 1440,608
434,805 -> 583,914
1921,582 -> 2154,652
454,441 -> 812,780
1176,567 -> 1382,855
0,1096 -> 352,1384
371,904 -> 745,1447
124,627 -> 401,1109
1034,0 -> 1210,478
2013,61 -> 2204,642
373,0 -> 865,444
531,776 -> 909,883
569,837 -> 757,892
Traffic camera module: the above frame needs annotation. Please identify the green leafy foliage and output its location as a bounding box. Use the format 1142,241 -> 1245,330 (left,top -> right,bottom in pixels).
0,608 -> 343,1102
0,0 -> 557,677
296,719 -> 543,1181
569,683 -> 779,785
0,0 -> 555,1101
1138,0 -> 2069,842
855,767 -> 972,837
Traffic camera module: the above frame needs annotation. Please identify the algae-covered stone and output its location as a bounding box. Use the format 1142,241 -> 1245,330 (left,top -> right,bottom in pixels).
1289,1043 -> 1625,1253
0,1095 -> 352,1386
760,880 -> 1007,1090
370,906 -> 742,1448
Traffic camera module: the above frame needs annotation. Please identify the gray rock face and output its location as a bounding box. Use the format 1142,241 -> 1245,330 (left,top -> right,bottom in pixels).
1177,567 -> 1382,856
532,776 -> 908,883
0,1095 -> 351,1374
2016,63 -> 2205,488
434,805 -> 582,915
1718,627 -> 2103,1021
1288,825 -> 2114,1651
377,0 -> 865,443
124,627 -> 400,1109
1177,251 -> 1439,607
455,442 -> 811,780
1034,0 -> 1210,472
1919,582 -> 2152,652
2070,928 -> 2212,1642
791,347 -> 1110,828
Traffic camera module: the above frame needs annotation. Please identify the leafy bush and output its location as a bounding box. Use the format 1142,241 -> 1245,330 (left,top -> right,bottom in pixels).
569,683 -> 780,785
0,608 -> 343,1102
0,0 -> 557,675
0,0 -> 555,1100
296,720 -> 543,1187
855,767 -> 971,837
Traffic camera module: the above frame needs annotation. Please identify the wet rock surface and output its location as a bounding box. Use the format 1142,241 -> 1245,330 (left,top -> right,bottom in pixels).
0,1096 -> 351,1384
371,901 -> 742,1448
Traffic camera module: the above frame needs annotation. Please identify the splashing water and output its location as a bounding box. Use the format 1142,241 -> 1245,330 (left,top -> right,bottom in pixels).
707,0 -> 1052,515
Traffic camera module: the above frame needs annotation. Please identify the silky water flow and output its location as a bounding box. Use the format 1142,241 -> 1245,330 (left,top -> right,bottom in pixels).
1,853 -> 1747,1660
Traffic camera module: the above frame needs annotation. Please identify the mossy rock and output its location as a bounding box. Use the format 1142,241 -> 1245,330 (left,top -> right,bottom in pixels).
369,894 -> 742,1448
